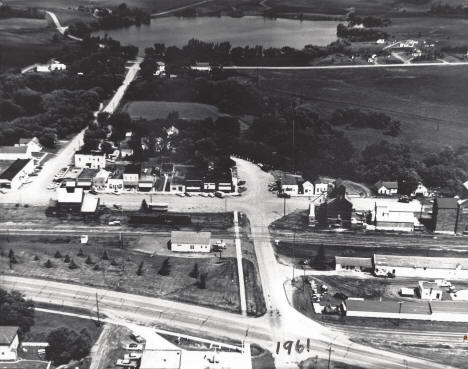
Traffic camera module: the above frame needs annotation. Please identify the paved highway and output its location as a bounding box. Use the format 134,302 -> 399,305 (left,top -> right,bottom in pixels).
223,62 -> 468,70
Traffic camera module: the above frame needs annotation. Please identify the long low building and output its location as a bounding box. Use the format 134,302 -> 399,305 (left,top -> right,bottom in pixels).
0,159 -> 35,190
170,231 -> 211,253
374,254 -> 468,279
335,256 -> 373,272
345,299 -> 468,322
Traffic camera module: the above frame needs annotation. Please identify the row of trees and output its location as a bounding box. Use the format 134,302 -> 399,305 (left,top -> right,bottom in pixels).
139,38 -> 352,71
329,109 -> 401,136
337,23 -> 388,42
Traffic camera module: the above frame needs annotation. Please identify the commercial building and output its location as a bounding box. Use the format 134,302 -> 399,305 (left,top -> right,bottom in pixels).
374,203 -> 415,232
373,254 -> 468,279
76,168 -> 98,189
344,299 -> 468,322
74,150 -> 106,169
0,146 -> 32,160
316,194 -> 353,228
0,326 -> 19,361
418,281 -> 443,300
170,231 -> 212,253
123,164 -> 140,189
56,187 -> 84,212
335,257 -> 373,272
0,159 -> 35,190
93,169 -> 110,189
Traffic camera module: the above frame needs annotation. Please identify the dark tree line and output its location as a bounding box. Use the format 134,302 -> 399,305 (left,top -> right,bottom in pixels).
0,289 -> 35,337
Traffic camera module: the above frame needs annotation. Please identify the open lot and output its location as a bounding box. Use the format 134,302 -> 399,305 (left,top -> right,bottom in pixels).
0,233 -> 264,315
246,65 -> 468,156
123,101 -> 227,121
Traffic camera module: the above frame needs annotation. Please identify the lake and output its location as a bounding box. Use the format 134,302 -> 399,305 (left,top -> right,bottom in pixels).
93,16 -> 339,52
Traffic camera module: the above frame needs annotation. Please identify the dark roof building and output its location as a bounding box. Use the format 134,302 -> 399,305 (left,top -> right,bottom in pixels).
432,197 -> 460,233
317,194 -> 353,228
0,159 -> 31,181
0,326 -> 18,345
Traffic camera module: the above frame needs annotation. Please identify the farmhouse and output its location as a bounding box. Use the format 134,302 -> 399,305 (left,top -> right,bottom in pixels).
74,150 -> 106,169
375,180 -> 398,196
0,159 -> 35,191
0,146 -> 32,160
335,257 -> 373,272
170,231 -> 212,253
373,254 -> 468,279
0,326 -> 19,361
418,281 -> 443,300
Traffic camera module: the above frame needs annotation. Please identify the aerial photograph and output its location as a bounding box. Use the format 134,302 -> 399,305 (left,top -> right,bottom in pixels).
0,0 -> 468,368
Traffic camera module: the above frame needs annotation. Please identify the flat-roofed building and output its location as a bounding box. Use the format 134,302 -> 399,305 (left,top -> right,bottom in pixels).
170,231 -> 211,253
374,202 -> 415,232
335,256 -> 373,272
56,187 -> 84,212
374,254 -> 468,279
140,350 -> 181,369
418,281 -> 443,300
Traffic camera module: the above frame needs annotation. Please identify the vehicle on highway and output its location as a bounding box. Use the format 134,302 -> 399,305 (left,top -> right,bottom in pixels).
277,192 -> 291,198
108,220 -> 121,226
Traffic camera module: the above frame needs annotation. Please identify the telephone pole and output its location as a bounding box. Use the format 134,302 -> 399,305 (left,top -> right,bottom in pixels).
95,292 -> 101,326
327,345 -> 334,369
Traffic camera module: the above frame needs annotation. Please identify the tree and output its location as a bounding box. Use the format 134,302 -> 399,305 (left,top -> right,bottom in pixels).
158,258 -> 171,276
0,289 -> 35,335
136,261 -> 144,276
46,327 -> 92,366
69,259 -> 79,269
33,255 -> 40,261
198,272 -> 208,289
101,141 -> 114,155
64,254 -> 70,263
54,251 -> 62,258
189,263 -> 199,278
85,255 -> 94,265
140,199 -> 148,212
77,248 -> 85,257
101,250 -> 109,260
313,244 -> 326,270
45,259 -> 53,268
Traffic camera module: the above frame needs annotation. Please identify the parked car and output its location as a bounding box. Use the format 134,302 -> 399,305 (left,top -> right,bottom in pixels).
435,279 -> 452,287
124,352 -> 142,360
126,343 -> 143,350
113,190 -> 121,195
278,192 -> 291,199
238,180 -> 246,186
129,334 -> 145,343
207,193 -> 215,198
214,191 -> 225,198
199,193 -> 209,197
184,192 -> 192,197
89,189 -> 98,195
177,193 -> 185,197
108,220 -> 121,226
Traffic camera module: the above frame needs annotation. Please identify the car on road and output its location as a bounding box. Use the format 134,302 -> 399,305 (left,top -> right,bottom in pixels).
277,192 -> 291,199
199,193 -> 209,197
125,343 -> 143,351
129,334 -> 145,343
207,193 -> 215,198
238,180 -> 246,186
214,191 -> 225,198
108,220 -> 121,226
113,190 -> 121,195
177,193 -> 185,197
89,189 -> 98,195
184,192 -> 192,197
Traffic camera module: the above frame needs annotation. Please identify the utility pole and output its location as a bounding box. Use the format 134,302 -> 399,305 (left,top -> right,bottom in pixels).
225,197 -> 227,212
292,232 -> 296,280
7,228 -> 9,242
292,107 -> 296,173
95,292 -> 101,326
327,345 -> 334,369
283,197 -> 286,216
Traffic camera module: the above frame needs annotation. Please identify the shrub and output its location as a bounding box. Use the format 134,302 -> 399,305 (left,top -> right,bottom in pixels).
33,255 -> 40,261
85,255 -> 93,265
136,261 -> 144,276
158,258 -> 171,276
64,255 -> 70,263
189,263 -> 199,278
101,250 -> 109,260
77,248 -> 85,257
46,327 -> 92,366
54,251 -> 62,258
198,273 -> 208,289
69,259 -> 79,269
45,259 -> 53,268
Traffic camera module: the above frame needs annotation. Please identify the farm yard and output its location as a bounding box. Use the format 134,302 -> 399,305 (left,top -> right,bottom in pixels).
122,101 -> 227,121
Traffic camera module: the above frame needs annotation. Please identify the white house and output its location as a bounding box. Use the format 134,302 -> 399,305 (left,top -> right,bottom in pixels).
36,59 -> 66,72
375,181 -> 398,196
74,150 -> 106,169
0,326 -> 19,361
374,254 -> 468,279
170,231 -> 212,253
0,159 -> 35,191
0,146 -> 32,160
411,182 -> 429,197
281,175 -> 300,196
16,137 -> 42,153
418,281 -> 443,300
301,181 -> 314,196
313,177 -> 333,195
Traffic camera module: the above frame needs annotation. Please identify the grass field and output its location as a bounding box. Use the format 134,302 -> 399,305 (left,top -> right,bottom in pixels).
249,65 -> 468,155
24,310 -> 103,343
123,101 -> 226,121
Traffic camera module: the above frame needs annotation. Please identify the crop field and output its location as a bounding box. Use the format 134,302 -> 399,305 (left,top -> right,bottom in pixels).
123,101 -> 226,121
250,65 -> 468,155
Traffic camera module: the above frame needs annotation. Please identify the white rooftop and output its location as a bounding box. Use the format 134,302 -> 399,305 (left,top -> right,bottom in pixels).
57,187 -> 83,203
140,350 -> 181,369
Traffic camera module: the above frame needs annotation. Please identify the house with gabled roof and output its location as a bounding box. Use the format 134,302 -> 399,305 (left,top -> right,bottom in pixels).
375,180 -> 398,196
0,326 -> 19,361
